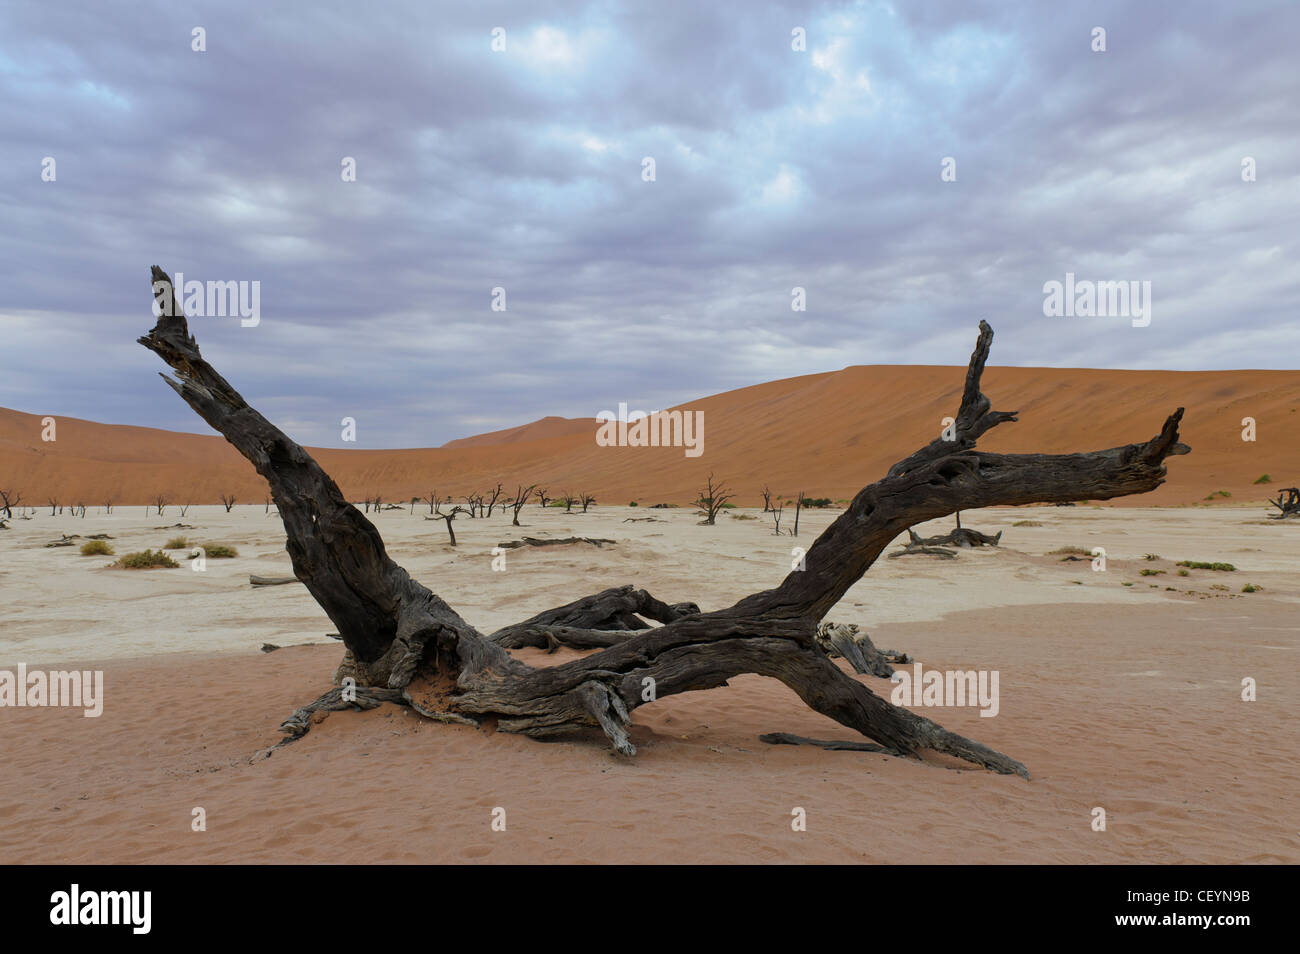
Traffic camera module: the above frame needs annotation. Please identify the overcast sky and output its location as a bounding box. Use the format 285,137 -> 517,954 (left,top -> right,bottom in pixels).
2,0 -> 1296,447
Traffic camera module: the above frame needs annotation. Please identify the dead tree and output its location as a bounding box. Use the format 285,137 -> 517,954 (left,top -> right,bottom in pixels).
426,491 -> 439,515
220,494 -> 236,513
760,485 -> 773,512
178,501 -> 192,517
0,490 -> 19,519
140,268 -> 1190,778
154,494 -> 167,516
484,484 -> 504,518
48,497 -> 59,516
793,491 -> 804,537
559,492 -> 576,513
103,496 -> 115,515
432,502 -> 468,545
694,473 -> 734,525
510,484 -> 535,527
771,501 -> 785,535
535,488 -> 551,509
579,493 -> 596,513
1268,487 -> 1300,519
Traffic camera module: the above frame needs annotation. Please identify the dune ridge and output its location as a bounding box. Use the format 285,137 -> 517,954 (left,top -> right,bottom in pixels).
2,364 -> 1297,508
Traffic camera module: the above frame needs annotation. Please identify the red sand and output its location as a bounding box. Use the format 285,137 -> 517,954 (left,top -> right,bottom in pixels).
2,599 -> 1294,864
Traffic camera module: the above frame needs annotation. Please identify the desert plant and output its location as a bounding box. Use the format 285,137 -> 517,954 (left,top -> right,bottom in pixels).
80,540 -> 114,556
202,544 -> 239,558
116,549 -> 179,569
1176,560 -> 1236,571
1254,474 -> 1272,484
165,536 -> 189,549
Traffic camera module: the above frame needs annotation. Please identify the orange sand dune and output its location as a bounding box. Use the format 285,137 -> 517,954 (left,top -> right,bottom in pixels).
1,365 -> 1297,508
441,415 -> 595,449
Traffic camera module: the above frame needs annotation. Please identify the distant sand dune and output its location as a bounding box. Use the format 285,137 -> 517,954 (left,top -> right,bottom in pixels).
2,365 -> 1297,506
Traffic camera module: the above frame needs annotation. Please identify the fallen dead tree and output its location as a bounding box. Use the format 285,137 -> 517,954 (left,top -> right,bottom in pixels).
496,536 -> 616,550
1268,487 -> 1300,519
250,575 -> 300,586
140,266 -> 1189,778
890,525 -> 1002,558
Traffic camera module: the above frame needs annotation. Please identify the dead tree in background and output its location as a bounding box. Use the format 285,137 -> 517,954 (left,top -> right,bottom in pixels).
580,493 -> 596,513
558,492 -> 576,513
0,490 -> 19,519
761,485 -> 773,512
771,501 -> 785,535
1269,487 -> 1300,519
694,473 -> 733,525
48,497 -> 59,516
140,267 -> 1190,778
220,494 -> 236,513
793,491 -> 804,537
484,484 -> 504,518
178,501 -> 192,518
534,488 -> 551,509
103,496 -> 114,514
425,490 -> 439,515
154,494 -> 167,516
432,501 -> 467,545
510,484 -> 535,526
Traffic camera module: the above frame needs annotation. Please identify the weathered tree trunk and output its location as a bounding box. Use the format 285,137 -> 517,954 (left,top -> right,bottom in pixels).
1269,487 -> 1299,519
140,267 -> 1189,778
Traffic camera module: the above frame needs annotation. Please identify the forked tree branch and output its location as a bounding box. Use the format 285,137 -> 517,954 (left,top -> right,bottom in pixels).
140,268 -> 1189,778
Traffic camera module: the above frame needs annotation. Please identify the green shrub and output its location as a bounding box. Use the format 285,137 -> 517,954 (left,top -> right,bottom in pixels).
201,544 -> 239,559
1139,569 -> 1164,576
1176,560 -> 1236,571
1242,583 -> 1262,593
1050,546 -> 1091,556
1013,520 -> 1042,527
116,549 -> 179,569
1177,569 -> 1189,577
80,540 -> 114,556
165,536 -> 189,549
1254,474 -> 1272,485
628,501 -> 638,507
798,497 -> 833,508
